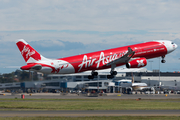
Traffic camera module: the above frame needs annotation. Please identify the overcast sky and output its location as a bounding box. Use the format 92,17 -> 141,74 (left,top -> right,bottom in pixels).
0,0 -> 180,73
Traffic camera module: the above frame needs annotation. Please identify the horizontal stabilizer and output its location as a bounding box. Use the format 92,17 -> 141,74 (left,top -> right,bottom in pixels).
21,64 -> 42,70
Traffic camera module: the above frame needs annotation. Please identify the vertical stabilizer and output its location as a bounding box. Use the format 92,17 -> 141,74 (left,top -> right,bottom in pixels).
16,39 -> 47,63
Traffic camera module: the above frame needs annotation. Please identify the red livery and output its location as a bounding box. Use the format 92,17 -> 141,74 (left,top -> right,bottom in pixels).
16,39 -> 177,79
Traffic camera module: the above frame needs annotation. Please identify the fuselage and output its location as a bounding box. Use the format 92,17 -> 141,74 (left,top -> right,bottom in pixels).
36,40 -> 177,74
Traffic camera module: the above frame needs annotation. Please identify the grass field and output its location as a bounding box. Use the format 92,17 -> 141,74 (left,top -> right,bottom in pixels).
0,116 -> 180,120
0,98 -> 180,110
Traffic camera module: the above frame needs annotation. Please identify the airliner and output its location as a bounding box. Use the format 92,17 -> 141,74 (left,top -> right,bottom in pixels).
16,39 -> 177,79
115,79 -> 152,91
131,73 -> 153,91
115,74 -> 153,91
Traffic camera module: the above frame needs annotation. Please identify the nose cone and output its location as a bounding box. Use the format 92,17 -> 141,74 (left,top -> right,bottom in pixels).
165,41 -> 177,54
155,40 -> 177,54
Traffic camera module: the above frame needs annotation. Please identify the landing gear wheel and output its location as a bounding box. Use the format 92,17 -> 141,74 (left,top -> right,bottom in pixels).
88,71 -> 98,79
107,75 -> 114,79
161,60 -> 166,63
161,56 -> 166,63
88,75 -> 94,79
112,71 -> 117,75
92,72 -> 98,76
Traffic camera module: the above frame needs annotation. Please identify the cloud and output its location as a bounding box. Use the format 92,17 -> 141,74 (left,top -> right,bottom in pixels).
0,0 -> 180,73
30,39 -> 85,53
0,0 -> 180,32
35,40 -> 65,47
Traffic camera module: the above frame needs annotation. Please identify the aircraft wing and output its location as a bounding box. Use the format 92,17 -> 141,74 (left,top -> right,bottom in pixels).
105,47 -> 135,67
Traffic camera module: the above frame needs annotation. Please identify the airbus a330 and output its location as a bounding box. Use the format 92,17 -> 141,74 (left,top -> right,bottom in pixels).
16,39 -> 177,79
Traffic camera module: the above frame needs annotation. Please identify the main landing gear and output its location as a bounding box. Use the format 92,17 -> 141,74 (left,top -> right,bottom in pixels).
88,71 -> 98,79
107,71 -> 117,79
88,70 -> 117,79
107,64 -> 117,79
161,56 -> 166,63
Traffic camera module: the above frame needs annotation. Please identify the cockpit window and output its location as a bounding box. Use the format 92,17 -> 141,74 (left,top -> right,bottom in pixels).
171,42 -> 174,44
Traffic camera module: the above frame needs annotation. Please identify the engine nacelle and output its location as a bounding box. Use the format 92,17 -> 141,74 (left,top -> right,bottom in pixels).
126,58 -> 147,68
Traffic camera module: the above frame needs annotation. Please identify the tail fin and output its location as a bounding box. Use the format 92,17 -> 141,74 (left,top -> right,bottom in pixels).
16,39 -> 45,63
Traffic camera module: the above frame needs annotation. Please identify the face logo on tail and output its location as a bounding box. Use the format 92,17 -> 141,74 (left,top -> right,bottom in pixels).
16,41 -> 41,62
21,45 -> 36,59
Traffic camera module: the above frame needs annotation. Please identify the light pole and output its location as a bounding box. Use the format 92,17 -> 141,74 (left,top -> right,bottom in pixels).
148,78 -> 150,86
159,57 -> 161,87
174,80 -> 177,86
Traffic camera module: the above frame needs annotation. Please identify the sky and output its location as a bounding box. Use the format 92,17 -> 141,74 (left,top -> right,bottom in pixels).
0,0 -> 180,74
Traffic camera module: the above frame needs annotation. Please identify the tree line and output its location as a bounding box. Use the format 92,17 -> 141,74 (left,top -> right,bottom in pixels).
0,70 -> 40,83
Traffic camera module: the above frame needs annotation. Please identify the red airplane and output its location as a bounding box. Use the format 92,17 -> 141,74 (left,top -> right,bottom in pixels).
16,39 -> 177,79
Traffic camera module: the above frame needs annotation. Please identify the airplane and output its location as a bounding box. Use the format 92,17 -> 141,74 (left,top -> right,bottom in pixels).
131,81 -> 154,91
131,72 -> 153,91
131,83 -> 150,91
115,78 -> 153,91
16,39 -> 177,79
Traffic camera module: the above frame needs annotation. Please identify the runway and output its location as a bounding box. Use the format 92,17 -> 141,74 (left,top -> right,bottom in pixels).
1,93 -> 180,99
0,110 -> 180,117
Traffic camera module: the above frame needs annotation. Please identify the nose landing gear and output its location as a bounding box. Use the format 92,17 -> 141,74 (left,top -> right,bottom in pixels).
161,56 -> 166,63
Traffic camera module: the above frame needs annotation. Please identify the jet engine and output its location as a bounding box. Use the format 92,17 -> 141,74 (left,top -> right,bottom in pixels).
126,58 -> 147,68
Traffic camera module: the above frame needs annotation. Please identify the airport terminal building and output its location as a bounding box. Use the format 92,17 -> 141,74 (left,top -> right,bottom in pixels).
0,67 -> 180,93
